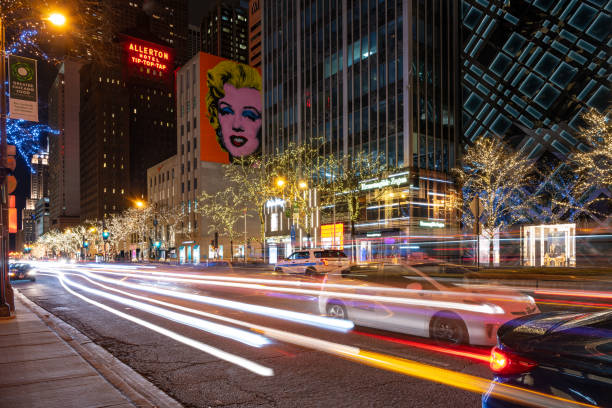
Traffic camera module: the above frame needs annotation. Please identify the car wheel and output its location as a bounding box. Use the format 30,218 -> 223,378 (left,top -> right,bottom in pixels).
274,267 -> 283,273
30,277 -> 36,282
430,314 -> 468,344
326,302 -> 348,319
305,267 -> 316,276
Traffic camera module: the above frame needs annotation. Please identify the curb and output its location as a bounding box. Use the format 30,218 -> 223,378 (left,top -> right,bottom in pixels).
15,290 -> 183,408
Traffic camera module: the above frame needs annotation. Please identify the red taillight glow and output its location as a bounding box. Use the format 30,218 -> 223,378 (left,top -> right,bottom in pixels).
490,347 -> 537,375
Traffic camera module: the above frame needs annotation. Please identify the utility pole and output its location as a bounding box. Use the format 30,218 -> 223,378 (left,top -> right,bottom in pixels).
0,18 -> 15,318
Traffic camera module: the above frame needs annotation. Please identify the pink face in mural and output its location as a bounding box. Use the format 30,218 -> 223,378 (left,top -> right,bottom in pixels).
218,83 -> 262,158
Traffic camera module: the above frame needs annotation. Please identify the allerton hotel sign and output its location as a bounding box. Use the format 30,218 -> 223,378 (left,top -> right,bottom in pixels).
122,35 -> 174,81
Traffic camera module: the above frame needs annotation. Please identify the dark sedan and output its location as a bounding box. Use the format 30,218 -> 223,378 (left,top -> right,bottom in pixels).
482,310 -> 612,407
8,263 -> 37,282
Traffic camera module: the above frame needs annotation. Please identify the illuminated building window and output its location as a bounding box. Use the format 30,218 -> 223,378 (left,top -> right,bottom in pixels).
103,163 -> 107,168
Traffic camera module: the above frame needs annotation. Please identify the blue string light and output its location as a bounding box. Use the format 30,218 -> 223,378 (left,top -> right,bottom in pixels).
5,118 -> 59,173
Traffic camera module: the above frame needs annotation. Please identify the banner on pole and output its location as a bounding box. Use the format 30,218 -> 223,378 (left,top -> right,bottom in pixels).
8,55 -> 38,122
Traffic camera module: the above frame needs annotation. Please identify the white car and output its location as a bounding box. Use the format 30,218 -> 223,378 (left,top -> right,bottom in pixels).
318,262 -> 539,346
275,249 -> 349,275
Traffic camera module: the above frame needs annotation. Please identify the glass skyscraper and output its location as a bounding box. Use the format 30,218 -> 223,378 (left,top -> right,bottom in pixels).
461,0 -> 611,160
263,0 -> 461,172
262,1 -> 462,259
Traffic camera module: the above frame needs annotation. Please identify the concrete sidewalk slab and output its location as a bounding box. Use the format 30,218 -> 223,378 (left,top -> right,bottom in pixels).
0,296 -> 136,408
0,291 -> 183,408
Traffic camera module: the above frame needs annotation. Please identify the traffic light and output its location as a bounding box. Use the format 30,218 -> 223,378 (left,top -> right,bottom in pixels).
3,145 -> 17,194
102,229 -> 110,240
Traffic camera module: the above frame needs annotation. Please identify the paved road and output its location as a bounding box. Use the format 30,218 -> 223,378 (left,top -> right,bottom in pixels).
11,263 -> 606,408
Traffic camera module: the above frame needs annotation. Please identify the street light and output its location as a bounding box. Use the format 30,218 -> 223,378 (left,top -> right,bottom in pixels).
135,200 -> 145,208
276,177 -> 286,188
47,13 -> 67,27
298,180 -> 308,190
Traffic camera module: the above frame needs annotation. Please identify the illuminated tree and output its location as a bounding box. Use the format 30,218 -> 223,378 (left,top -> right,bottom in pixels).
319,151 -> 386,254
198,188 -> 245,260
572,108 -> 612,194
452,136 -> 535,239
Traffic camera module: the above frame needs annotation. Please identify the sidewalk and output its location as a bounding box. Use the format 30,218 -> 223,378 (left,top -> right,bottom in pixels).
0,295 -> 137,408
0,293 -> 181,408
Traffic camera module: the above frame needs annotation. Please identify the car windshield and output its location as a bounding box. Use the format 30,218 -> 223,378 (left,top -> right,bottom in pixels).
314,250 -> 347,258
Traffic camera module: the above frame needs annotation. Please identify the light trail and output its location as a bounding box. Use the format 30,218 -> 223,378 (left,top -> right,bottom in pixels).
353,330 -> 490,363
42,267 -> 596,407
57,273 -> 274,377
533,289 -> 612,300
62,276 -> 270,347
79,270 -> 355,331
79,266 -> 534,304
534,298 -> 612,309
80,268 -> 509,315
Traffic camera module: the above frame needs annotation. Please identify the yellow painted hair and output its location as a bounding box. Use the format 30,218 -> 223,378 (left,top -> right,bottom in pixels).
206,60 -> 262,132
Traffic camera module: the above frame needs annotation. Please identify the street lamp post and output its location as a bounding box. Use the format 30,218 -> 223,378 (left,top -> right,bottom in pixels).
0,16 -> 13,317
0,11 -> 67,318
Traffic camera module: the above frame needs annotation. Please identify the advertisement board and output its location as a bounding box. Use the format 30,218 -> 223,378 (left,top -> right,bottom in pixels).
321,223 -> 344,249
198,53 -> 262,163
8,55 -> 38,122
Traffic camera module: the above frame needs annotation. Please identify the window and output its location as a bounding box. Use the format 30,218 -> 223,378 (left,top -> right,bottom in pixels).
193,138 -> 197,149
181,183 -> 184,193
181,125 -> 184,136
181,164 -> 184,174
270,213 -> 278,231
187,121 -> 190,132
193,159 -> 197,169
193,118 -> 197,129
187,142 -> 190,153
181,144 -> 184,155
187,180 -> 191,191
187,161 -> 190,172
194,178 -> 197,189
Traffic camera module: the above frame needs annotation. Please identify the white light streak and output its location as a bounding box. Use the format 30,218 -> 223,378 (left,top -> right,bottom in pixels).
57,274 -> 273,376
62,276 -> 270,347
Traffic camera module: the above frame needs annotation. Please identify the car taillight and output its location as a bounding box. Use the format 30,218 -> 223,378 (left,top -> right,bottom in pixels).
490,347 -> 537,375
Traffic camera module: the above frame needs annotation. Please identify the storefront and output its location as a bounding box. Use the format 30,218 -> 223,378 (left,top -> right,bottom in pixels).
521,224 -> 576,267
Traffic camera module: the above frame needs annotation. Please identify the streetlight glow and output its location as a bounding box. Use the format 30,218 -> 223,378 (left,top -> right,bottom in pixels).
276,178 -> 286,188
298,181 -> 308,190
135,200 -> 144,208
48,13 -> 67,26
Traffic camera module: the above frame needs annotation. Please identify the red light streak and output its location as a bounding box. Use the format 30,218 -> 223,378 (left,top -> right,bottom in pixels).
354,330 -> 490,363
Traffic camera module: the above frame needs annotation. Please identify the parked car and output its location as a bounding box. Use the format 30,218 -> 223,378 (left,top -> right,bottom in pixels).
318,262 -> 539,345
8,263 -> 37,282
274,249 -> 349,275
482,310 -> 612,408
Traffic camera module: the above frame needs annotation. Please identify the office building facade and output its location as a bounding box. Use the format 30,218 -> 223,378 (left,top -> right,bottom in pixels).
461,0 -> 611,160
79,3 -> 185,221
249,0 -> 263,68
187,24 -> 202,59
262,0 -> 461,258
201,0 -> 249,63
48,59 -> 82,231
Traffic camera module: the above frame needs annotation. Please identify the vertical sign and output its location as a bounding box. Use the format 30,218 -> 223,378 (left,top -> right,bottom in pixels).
8,55 -> 38,122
